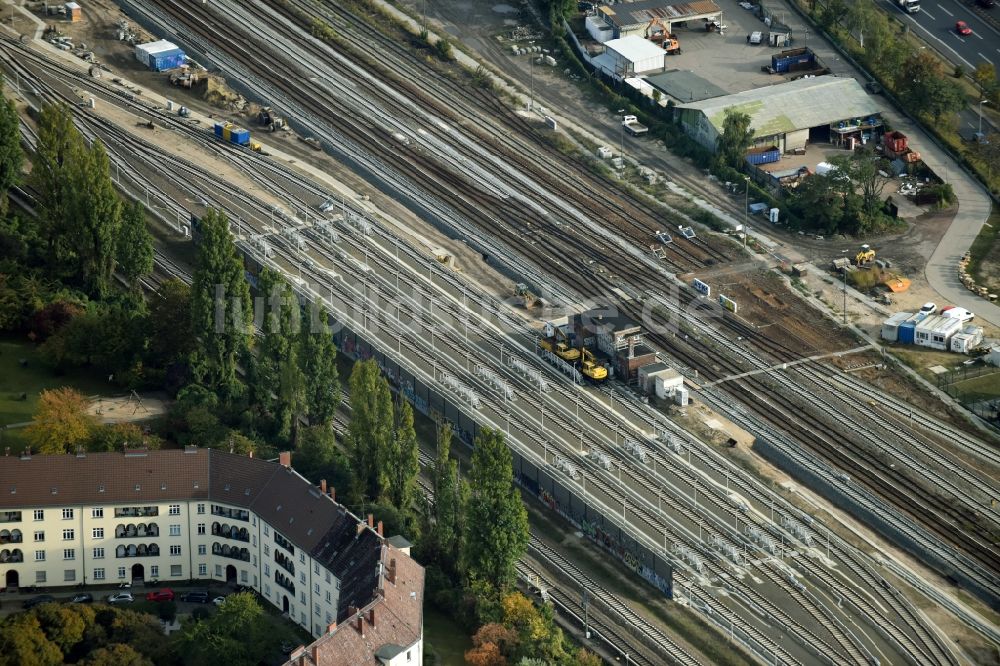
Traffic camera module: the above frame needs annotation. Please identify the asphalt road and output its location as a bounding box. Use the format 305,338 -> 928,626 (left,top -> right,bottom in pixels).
882,0 -> 1000,71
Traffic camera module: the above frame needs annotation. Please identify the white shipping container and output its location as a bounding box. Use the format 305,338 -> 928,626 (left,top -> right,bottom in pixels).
914,314 -> 962,351
880,312 -> 912,343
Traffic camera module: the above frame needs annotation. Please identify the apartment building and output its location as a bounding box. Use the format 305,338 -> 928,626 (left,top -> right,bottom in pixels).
0,447 -> 423,666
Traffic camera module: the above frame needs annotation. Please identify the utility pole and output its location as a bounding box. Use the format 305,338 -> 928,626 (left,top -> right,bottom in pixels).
618,108 -> 625,177
529,49 -> 534,112
843,267 -> 847,325
743,176 -> 750,249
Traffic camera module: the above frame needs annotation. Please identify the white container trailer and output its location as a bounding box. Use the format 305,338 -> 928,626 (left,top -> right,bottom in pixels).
950,326 -> 983,353
914,315 -> 962,351
880,312 -> 912,343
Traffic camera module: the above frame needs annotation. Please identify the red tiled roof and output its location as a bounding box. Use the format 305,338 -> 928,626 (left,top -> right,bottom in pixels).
285,544 -> 425,666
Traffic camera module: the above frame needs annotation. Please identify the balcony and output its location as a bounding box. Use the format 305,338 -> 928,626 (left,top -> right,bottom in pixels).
0,548 -> 23,563
0,511 -> 22,524
211,522 -> 250,543
115,543 -> 160,558
0,529 -> 23,544
213,542 -> 251,562
115,523 -> 159,539
114,507 -> 159,518
275,571 -> 295,595
211,505 -> 249,522
274,532 -> 295,555
274,551 -> 295,576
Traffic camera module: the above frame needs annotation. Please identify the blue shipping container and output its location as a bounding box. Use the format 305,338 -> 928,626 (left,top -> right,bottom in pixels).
771,49 -> 815,73
213,123 -> 224,139
150,48 -> 186,72
746,148 -> 780,166
230,128 -> 250,145
898,321 -> 916,344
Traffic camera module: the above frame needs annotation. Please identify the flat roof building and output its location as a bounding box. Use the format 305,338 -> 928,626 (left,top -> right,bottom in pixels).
674,76 -> 882,154
598,0 -> 723,38
592,35 -> 671,78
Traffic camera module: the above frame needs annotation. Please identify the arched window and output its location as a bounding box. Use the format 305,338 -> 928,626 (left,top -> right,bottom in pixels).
148,524 -> 159,537
149,544 -> 160,556
116,526 -> 126,538
117,545 -> 126,557
127,544 -> 137,557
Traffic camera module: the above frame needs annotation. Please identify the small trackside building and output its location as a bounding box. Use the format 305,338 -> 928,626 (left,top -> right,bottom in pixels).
598,0 -> 723,38
134,39 -> 187,72
592,36 -> 670,78
674,76 -> 882,154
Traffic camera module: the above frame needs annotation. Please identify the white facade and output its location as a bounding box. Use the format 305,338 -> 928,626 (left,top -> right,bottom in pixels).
2,499 -> 354,639
914,315 -> 962,351
603,36 -> 668,76
586,15 -> 614,43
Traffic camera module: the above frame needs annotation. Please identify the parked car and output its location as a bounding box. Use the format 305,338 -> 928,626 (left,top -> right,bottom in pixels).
942,306 -> 975,322
22,594 -> 54,609
107,592 -> 134,605
145,589 -> 175,602
69,593 -> 93,604
956,20 -> 973,35
212,596 -> 227,606
919,302 -> 937,315
180,591 -> 209,603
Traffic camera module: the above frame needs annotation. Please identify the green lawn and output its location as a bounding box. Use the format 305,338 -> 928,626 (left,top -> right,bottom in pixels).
949,372 -> 1000,403
423,607 -> 471,665
0,337 -> 111,449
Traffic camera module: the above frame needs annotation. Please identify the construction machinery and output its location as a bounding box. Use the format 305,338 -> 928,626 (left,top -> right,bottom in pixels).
539,328 -> 581,362
854,244 -> 876,267
645,18 -> 681,54
580,347 -> 608,382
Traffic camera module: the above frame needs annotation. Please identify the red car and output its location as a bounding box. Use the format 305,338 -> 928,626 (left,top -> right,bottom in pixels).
145,588 -> 175,602
955,20 -> 973,36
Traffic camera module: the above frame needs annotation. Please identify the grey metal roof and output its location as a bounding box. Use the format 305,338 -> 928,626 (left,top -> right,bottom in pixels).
676,76 -> 880,136
598,0 -> 722,27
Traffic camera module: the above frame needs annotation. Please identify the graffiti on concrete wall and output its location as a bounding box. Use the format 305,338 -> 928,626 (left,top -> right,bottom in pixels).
538,489 -> 672,598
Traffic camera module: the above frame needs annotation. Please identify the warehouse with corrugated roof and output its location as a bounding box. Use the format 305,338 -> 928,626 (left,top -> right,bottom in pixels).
674,76 -> 882,154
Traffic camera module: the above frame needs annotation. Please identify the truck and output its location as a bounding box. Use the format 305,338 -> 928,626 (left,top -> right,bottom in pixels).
898,0 -> 920,13
622,115 -> 648,136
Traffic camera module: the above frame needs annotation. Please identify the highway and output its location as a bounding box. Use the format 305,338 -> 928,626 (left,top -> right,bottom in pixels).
881,0 -> 1000,72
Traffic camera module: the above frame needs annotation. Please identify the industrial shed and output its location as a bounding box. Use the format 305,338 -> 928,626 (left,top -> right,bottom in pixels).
592,36 -> 670,78
135,39 -> 187,72
598,0 -> 723,38
674,76 -> 882,154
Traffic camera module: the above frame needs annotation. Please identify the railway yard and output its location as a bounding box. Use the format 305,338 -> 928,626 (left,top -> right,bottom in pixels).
5,0 -> 1000,664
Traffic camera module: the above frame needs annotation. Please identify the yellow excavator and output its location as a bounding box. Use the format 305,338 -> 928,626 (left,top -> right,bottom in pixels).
580,347 -> 608,382
854,244 -> 876,267
539,328 -> 580,362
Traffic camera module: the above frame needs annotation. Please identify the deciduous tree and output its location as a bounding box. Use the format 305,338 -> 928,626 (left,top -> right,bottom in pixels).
715,109 -> 754,171
30,103 -> 83,273
464,642 -> 506,666
71,140 -> 122,298
0,614 -> 62,666
189,208 -> 251,398
346,359 -> 394,502
427,422 -> 467,575
116,201 -> 153,289
384,399 -> 419,518
0,74 -> 23,217
146,278 -> 194,375
463,428 -> 529,591
25,387 -> 97,454
299,304 -> 339,427
830,147 -> 892,230
79,644 -> 152,666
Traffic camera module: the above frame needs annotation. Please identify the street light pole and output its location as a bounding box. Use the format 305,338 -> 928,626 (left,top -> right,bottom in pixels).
529,51 -> 534,112
618,108 -> 625,177
979,98 -> 988,139
743,176 -> 750,249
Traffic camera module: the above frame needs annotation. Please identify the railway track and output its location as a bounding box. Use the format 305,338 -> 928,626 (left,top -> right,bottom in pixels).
3,33 -> 964,660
